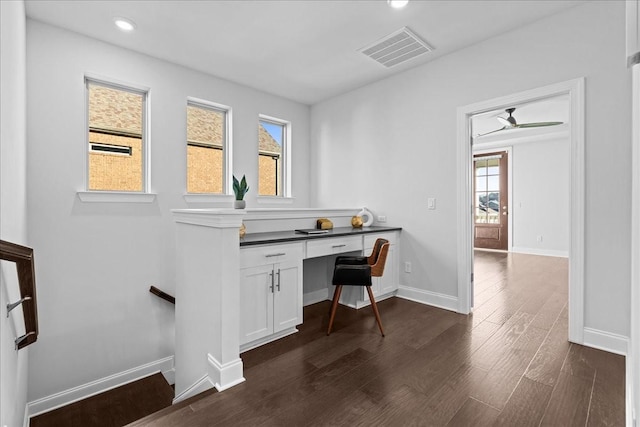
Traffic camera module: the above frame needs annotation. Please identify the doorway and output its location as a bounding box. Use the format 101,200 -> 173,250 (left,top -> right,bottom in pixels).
456,78 -> 585,344
473,151 -> 508,251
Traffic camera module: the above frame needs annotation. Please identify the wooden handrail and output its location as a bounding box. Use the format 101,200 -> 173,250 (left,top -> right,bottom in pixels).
149,286 -> 175,305
0,240 -> 38,350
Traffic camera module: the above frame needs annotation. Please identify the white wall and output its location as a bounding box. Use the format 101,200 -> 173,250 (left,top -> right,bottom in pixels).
25,20 -> 310,403
311,2 -> 631,337
1,1 -> 30,425
511,137 -> 569,256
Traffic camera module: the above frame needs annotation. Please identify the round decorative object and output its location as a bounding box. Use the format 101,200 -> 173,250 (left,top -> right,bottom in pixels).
351,215 -> 363,228
234,200 -> 246,209
239,223 -> 246,238
357,207 -> 374,227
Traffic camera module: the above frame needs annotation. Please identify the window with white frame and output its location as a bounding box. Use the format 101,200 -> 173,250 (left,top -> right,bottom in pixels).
86,78 -> 148,192
186,100 -> 230,194
258,115 -> 290,197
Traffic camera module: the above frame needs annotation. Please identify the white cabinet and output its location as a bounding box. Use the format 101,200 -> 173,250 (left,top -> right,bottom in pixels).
239,243 -> 303,350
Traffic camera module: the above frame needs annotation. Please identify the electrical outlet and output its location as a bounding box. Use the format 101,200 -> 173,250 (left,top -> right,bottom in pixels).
404,262 -> 412,273
377,215 -> 387,223
427,198 -> 436,210
537,235 -> 543,243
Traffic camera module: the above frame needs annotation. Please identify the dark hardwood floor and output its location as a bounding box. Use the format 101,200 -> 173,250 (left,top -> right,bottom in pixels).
127,251 -> 625,426
30,373 -> 174,427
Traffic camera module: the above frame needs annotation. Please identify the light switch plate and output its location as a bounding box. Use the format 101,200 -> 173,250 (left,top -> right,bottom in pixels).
427,198 -> 436,210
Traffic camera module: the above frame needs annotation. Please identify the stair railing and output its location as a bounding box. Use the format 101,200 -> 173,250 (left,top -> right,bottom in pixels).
0,240 -> 38,349
149,285 -> 175,305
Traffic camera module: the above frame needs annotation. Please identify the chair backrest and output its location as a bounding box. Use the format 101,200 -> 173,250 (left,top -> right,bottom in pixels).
368,238 -> 390,277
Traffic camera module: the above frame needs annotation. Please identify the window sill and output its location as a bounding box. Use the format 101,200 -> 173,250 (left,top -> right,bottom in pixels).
77,191 -> 157,203
183,194 -> 234,204
256,196 -> 295,205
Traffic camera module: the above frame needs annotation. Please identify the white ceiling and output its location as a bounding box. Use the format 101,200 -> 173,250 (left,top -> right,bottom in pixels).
25,0 -> 585,105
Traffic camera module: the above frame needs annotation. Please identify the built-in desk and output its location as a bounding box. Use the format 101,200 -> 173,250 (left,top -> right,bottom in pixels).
171,208 -> 400,403
238,226 -> 401,352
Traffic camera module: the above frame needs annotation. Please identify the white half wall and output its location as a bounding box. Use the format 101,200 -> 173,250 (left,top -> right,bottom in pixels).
310,1 -> 631,339
0,1 -> 30,426
25,20 -> 310,403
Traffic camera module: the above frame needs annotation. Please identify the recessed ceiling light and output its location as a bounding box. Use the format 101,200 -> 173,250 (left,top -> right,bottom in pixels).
114,17 -> 136,32
387,0 -> 409,9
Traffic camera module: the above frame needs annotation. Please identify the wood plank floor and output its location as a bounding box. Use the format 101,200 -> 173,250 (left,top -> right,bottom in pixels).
30,373 -> 174,427
129,251 -> 625,426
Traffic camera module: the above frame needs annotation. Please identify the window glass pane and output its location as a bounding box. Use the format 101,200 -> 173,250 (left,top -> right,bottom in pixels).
475,159 -> 487,176
88,82 -> 143,191
476,176 -> 487,192
487,175 -> 499,191
258,120 -> 284,196
486,158 -> 499,171
187,104 -> 226,193
487,192 -> 500,223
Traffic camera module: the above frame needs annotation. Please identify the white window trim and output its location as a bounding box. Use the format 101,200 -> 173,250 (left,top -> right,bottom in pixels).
258,114 -> 292,198
186,96 -> 233,196
82,74 -> 152,201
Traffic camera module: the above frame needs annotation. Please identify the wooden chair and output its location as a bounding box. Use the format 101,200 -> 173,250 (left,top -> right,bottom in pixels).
327,238 -> 389,336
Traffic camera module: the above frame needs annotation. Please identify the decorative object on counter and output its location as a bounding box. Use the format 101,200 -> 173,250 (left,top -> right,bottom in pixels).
316,218 -> 333,230
232,174 -> 249,209
239,222 -> 246,238
351,215 -> 363,228
358,207 -> 374,227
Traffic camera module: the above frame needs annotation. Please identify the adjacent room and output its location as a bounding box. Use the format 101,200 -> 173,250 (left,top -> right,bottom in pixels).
2,0 -> 639,426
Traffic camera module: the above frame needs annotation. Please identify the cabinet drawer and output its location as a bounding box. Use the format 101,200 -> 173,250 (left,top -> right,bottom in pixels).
306,236 -> 363,259
240,242 -> 304,268
364,232 -> 398,249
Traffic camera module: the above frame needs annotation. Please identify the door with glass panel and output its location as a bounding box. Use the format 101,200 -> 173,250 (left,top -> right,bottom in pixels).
474,152 -> 508,250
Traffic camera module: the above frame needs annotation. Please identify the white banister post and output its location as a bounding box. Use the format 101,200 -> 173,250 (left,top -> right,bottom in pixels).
172,209 -> 246,402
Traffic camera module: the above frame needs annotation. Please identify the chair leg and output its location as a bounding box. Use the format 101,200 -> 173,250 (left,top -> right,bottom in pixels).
366,286 -> 385,337
327,285 -> 343,336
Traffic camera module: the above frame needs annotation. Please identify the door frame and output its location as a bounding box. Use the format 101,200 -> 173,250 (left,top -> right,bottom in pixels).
472,147 -> 513,252
456,78 -> 585,345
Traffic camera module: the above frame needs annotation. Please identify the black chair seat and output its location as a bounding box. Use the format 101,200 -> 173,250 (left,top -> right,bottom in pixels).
332,264 -> 372,287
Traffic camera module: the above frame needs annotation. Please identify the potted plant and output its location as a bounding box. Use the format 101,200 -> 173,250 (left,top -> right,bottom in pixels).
232,174 -> 249,209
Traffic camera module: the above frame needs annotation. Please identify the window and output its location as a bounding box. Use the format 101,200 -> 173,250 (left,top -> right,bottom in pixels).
86,78 -> 147,192
186,100 -> 229,194
258,115 -> 290,197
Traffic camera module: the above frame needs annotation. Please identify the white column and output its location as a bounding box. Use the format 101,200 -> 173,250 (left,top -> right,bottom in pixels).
172,209 -> 245,402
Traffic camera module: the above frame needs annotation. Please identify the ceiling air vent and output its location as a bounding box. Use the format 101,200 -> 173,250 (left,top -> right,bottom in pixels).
359,27 -> 433,68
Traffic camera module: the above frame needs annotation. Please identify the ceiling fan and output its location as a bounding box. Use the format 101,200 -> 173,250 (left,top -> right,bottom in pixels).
476,107 -> 563,137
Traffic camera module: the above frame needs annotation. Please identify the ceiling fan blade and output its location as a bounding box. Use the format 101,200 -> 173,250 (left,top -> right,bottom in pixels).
497,116 -> 513,127
514,121 -> 564,128
475,126 -> 507,137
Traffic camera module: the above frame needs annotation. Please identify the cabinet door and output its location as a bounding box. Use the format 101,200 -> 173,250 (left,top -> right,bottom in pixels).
239,264 -> 274,345
273,259 -> 303,333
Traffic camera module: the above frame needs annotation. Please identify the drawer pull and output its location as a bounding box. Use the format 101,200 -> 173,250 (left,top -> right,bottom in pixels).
265,253 -> 286,258
332,244 -> 347,248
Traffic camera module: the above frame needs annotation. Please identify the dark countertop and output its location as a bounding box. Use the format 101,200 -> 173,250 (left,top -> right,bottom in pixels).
240,226 -> 402,247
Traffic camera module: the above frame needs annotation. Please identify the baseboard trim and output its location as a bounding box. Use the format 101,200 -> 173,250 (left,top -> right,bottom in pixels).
240,327 -> 298,353
173,375 -> 214,404
27,355 -> 174,418
207,354 -> 245,392
583,327 -> 628,356
303,288 -> 329,306
510,246 -> 569,258
396,285 -> 459,313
